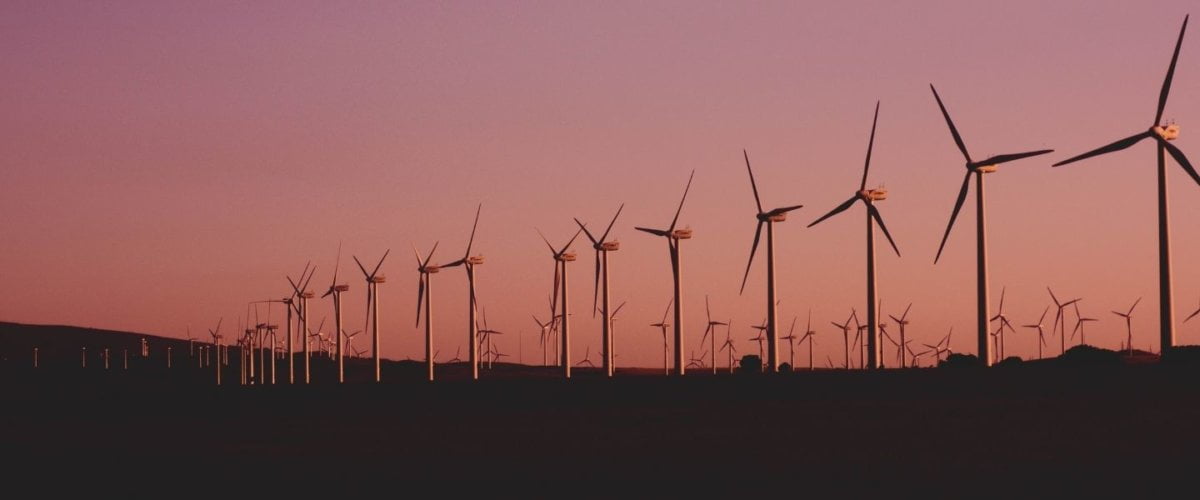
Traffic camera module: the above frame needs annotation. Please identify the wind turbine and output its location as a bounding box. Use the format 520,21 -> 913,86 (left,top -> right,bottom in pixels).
799,310 -> 817,371
441,204 -> 484,380
990,287 -> 1016,362
930,84 -> 1054,367
808,102 -> 900,370
321,244 -> 351,383
538,227 -> 584,378
888,304 -> 913,368
414,242 -> 440,382
636,169 -> 696,376
353,249 -> 390,383
700,296 -> 727,375
1113,298 -> 1142,355
719,324 -> 737,374
1071,302 -> 1099,346
649,299 -> 673,376
575,203 -> 624,377
1053,16 -> 1196,353
607,300 -> 627,373
1048,287 -> 1081,356
780,317 -> 799,370
532,315 -> 551,367
738,150 -> 805,373
287,266 -> 316,384
831,309 -> 857,370
576,346 -> 596,368
749,321 -> 767,371
208,318 -> 223,386
1022,306 -> 1051,360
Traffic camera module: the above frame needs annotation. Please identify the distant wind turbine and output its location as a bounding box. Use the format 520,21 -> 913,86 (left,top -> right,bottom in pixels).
413,242 -> 440,381
538,227 -> 584,378
1112,297 -> 1142,355
353,249 -> 390,382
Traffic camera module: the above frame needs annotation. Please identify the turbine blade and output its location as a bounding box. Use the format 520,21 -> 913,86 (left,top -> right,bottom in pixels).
423,242 -> 439,267
976,149 -> 1055,166
870,206 -> 901,257
574,218 -> 598,245
930,84 -> 971,162
860,101 -> 880,190
1163,142 -> 1200,187
1157,15 -> 1189,125
536,228 -> 556,254
634,226 -> 667,237
464,204 -> 481,257
744,149 -> 764,214
371,249 -> 390,278
934,171 -> 973,263
739,221 -> 764,295
1052,131 -> 1152,167
592,249 -> 600,317
599,203 -> 625,243
767,204 -> 805,217
808,196 -> 858,228
669,169 -> 696,232
353,255 -> 370,278
415,276 -> 425,328
562,226 -> 585,253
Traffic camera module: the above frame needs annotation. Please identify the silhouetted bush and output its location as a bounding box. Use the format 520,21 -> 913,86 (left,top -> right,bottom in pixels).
996,356 -> 1024,367
1059,345 -> 1120,366
779,362 -> 793,373
939,353 -> 981,368
738,355 -> 762,374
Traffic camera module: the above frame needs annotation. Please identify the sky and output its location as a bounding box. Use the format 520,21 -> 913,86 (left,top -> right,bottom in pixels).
2,0 -> 1199,369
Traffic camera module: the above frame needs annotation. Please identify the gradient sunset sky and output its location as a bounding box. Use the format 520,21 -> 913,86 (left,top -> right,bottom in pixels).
2,1 -> 1198,368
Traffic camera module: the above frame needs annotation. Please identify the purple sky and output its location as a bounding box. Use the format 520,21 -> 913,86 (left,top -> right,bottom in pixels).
1,1 -> 1198,368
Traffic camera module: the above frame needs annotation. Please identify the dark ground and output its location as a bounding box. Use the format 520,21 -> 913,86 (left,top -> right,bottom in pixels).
3,321 -> 1200,495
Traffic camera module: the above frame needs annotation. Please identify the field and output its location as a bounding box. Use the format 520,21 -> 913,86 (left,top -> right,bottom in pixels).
3,322 -> 1200,495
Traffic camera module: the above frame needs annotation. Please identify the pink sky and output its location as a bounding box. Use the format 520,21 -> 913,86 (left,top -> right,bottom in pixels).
2,1 -> 1198,369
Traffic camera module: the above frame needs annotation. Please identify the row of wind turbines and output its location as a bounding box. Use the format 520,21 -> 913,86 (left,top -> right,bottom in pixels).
192,15 -> 1195,384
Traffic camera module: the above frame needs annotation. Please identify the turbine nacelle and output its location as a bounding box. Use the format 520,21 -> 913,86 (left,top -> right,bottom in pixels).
468,255 -> 485,265
757,212 -> 788,222
558,251 -> 578,262
334,284 -> 350,293
671,228 -> 693,240
599,241 -> 620,251
368,275 -> 387,284
1154,123 -> 1180,141
300,291 -> 315,299
972,164 -> 998,173
858,188 -> 888,201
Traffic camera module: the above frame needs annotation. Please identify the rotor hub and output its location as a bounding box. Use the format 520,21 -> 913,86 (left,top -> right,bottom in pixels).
1154,124 -> 1180,141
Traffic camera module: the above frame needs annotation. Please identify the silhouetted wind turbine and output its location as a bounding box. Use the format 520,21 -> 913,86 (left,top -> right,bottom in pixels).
649,299 -> 673,376
780,317 -> 799,370
321,244 -> 351,383
1022,306 -> 1050,360
208,318 -> 223,386
831,309 -> 857,370
808,103 -> 900,370
1071,302 -> 1099,346
799,310 -> 817,371
441,205 -> 484,380
1053,16 -> 1196,353
287,265 -> 317,384
738,150 -> 804,373
608,300 -> 627,373
575,204 -> 624,377
413,242 -> 440,381
700,296 -> 727,375
719,324 -> 737,374
539,227 -> 584,378
1048,287 -> 1081,356
989,287 -> 1016,362
930,84 -> 1054,367
888,304 -> 913,368
636,169 -> 696,376
1113,297 -> 1142,355
353,249 -> 390,382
